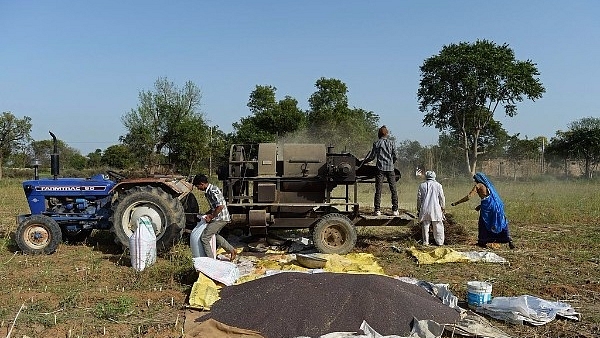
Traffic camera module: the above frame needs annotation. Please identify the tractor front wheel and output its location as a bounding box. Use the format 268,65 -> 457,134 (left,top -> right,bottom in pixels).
110,186 -> 185,251
312,213 -> 357,254
16,215 -> 63,254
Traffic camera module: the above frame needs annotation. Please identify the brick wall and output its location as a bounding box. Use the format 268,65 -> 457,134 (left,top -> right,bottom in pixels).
479,157 -> 585,178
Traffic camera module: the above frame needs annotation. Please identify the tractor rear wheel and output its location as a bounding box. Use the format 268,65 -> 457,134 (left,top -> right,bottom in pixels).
181,192 -> 200,232
110,186 -> 185,251
312,213 -> 357,254
16,215 -> 63,254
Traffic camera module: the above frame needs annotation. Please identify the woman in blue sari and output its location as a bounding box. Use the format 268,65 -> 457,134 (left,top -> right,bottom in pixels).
451,172 -> 515,249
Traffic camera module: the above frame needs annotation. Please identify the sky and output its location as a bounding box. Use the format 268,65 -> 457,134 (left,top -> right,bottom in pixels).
1,1 -> 599,155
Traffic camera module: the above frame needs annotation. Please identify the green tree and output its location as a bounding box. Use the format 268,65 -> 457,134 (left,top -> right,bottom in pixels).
233,85 -> 306,143
87,149 -> 103,168
0,112 -> 32,179
436,133 -> 466,177
31,140 -> 55,168
102,144 -> 133,170
167,115 -> 210,175
417,40 -> 545,176
69,153 -> 88,171
206,127 -> 230,177
30,138 -> 83,171
306,78 -> 379,155
308,78 -> 349,125
121,77 -> 205,173
505,134 -> 543,178
447,118 -> 511,161
6,147 -> 32,168
396,140 -> 424,175
546,117 -> 600,179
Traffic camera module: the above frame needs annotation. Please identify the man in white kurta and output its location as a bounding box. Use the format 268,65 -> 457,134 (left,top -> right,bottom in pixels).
417,171 -> 446,245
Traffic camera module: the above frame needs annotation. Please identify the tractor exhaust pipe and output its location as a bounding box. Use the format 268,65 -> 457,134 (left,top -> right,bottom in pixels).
49,131 -> 60,180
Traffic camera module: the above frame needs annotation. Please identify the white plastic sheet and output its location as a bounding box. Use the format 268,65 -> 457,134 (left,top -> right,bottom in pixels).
461,251 -> 508,263
475,295 -> 581,325
291,319 -> 442,338
397,277 -> 460,309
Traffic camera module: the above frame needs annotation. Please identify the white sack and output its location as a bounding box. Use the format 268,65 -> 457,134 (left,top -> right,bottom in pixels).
129,215 -> 157,272
192,257 -> 240,286
190,219 -> 216,259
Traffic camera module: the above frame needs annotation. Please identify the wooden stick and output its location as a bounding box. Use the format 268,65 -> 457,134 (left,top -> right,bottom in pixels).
2,252 -> 17,265
6,303 -> 25,338
40,308 -> 64,315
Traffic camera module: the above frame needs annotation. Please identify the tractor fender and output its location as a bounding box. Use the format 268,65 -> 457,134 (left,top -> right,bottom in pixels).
110,177 -> 194,199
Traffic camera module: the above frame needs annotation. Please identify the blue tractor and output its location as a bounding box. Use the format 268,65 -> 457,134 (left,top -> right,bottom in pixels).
16,132 -> 198,254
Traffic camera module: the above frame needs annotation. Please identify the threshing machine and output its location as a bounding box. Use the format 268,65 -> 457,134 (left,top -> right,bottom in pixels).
217,143 -> 414,254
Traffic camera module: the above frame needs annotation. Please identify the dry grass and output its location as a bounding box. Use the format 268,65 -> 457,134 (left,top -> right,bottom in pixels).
357,177 -> 600,338
0,177 -> 599,337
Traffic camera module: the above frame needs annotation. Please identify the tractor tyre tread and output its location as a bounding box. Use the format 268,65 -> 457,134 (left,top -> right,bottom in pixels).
312,213 -> 357,254
110,185 -> 185,252
16,215 -> 63,255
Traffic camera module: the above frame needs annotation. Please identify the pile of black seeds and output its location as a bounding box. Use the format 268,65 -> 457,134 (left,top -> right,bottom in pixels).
199,272 -> 461,338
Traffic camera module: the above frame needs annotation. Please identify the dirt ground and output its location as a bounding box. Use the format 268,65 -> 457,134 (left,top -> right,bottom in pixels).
1,221 -> 599,338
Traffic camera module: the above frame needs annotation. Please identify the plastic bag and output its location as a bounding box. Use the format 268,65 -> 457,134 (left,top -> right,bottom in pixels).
129,215 -> 157,271
192,257 -> 240,286
190,218 -> 217,258
477,295 -> 581,325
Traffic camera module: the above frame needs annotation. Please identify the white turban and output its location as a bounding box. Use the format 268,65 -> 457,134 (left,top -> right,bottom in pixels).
425,171 -> 436,180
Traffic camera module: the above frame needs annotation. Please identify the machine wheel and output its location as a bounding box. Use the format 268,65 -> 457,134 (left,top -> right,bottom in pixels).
110,186 -> 185,251
16,215 -> 63,254
312,213 -> 357,254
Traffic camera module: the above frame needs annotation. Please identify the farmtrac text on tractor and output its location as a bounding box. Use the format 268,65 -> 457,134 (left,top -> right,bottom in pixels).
15,132 -> 197,254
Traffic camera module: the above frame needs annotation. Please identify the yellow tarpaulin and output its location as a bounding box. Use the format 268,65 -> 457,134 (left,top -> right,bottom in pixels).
407,246 -> 472,264
189,273 -> 222,310
325,253 -> 385,274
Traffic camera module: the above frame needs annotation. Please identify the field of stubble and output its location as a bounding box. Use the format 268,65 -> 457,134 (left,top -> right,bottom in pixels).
0,176 -> 598,337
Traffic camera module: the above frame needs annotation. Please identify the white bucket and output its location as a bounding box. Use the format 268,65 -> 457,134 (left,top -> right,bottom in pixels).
466,281 -> 492,307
